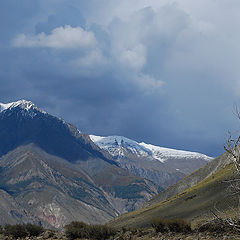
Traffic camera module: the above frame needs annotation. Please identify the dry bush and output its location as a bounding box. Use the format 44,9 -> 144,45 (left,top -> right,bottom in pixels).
64,221 -> 116,240
3,223 -> 44,238
151,218 -> 167,233
165,219 -> 192,233
4,224 -> 28,238
25,223 -> 44,236
151,218 -> 191,233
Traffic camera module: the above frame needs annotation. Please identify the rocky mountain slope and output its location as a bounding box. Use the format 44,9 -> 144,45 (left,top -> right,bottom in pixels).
109,152 -> 237,229
0,100 -> 159,228
90,135 -> 212,188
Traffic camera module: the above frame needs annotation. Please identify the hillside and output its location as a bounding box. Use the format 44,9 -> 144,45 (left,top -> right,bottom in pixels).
109,153 -> 238,229
145,152 -> 231,207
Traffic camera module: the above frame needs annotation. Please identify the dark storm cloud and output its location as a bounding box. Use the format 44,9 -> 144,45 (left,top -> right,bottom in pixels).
1,0 -> 240,157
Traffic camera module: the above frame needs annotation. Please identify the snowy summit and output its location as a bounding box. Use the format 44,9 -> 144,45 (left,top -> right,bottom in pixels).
90,135 -> 213,163
0,100 -> 46,114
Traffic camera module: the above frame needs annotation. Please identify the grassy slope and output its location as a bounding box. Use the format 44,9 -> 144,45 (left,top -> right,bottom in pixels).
109,163 -> 238,229
145,152 -> 230,207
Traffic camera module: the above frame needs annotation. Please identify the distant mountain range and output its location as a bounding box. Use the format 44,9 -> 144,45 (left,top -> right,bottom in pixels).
0,100 -> 213,229
90,135 -> 212,188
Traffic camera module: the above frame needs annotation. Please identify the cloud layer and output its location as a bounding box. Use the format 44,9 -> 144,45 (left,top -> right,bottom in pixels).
14,25 -> 97,49
1,0 -> 240,157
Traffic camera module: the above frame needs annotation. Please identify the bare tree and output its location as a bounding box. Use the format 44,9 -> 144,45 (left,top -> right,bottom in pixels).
224,106 -> 240,173
221,107 -> 240,231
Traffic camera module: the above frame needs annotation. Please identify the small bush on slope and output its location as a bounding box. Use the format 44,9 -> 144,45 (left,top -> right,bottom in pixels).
4,224 -> 28,238
24,223 -> 44,236
166,219 -> 192,233
64,221 -> 116,240
151,218 -> 168,233
65,222 -> 89,239
3,223 -> 43,238
151,218 -> 191,233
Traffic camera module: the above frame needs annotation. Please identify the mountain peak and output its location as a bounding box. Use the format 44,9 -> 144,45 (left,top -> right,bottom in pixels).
0,99 -> 46,114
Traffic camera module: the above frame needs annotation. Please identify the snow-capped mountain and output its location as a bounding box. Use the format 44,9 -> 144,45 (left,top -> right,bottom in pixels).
0,99 -> 47,116
0,100 -> 160,228
90,135 -> 212,163
90,135 -> 152,158
0,99 -> 38,111
90,135 -> 213,188
0,99 -> 97,161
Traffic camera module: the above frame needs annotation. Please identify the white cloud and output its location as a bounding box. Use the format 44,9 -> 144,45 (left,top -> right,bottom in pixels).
72,49 -> 108,69
120,44 -> 146,70
107,4 -> 190,91
13,25 -> 97,49
137,74 -> 164,93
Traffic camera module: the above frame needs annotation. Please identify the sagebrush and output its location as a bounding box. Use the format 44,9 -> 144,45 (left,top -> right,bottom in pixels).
151,218 -> 191,233
64,221 -> 116,240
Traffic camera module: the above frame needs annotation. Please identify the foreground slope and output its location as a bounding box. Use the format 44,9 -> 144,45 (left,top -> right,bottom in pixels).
0,100 -> 159,228
110,153 -> 237,229
90,135 -> 212,188
145,152 -> 231,207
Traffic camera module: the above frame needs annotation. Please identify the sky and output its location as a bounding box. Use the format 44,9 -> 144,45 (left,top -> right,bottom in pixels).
1,0 -> 240,157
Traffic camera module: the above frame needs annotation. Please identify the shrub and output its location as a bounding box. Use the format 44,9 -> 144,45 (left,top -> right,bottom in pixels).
165,219 -> 191,233
88,224 -> 116,240
64,221 -> 116,240
151,218 -> 167,233
0,225 -> 3,234
3,223 -> 44,238
65,221 -> 90,240
4,224 -> 28,238
151,218 -> 191,233
25,223 -> 44,236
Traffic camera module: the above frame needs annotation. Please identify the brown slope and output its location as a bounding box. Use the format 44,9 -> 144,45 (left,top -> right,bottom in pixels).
0,189 -> 36,225
74,156 -> 160,214
0,144 -> 118,228
0,144 -> 160,229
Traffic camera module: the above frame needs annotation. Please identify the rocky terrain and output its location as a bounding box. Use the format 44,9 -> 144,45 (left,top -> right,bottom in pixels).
112,228 -> 240,240
0,228 -> 239,240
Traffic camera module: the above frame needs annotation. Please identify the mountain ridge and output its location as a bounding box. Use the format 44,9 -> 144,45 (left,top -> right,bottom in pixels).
90,135 -> 212,163
90,135 -> 213,188
0,100 -> 115,165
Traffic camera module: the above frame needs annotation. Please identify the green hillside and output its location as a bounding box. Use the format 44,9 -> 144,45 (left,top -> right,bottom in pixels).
109,162 -> 238,229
